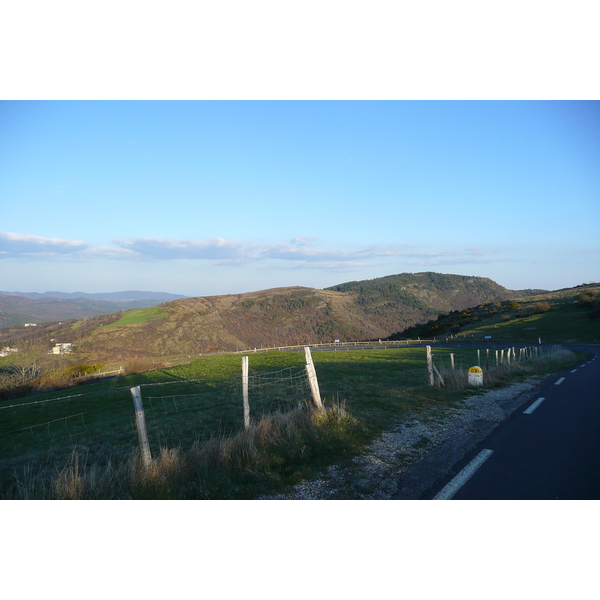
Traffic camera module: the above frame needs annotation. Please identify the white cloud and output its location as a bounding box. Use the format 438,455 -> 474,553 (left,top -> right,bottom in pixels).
0,232 -> 507,274
290,236 -> 318,247
86,246 -> 139,259
0,231 -> 89,256
112,237 -> 250,260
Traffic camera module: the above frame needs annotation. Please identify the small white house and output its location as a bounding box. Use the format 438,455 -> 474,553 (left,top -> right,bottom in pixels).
51,342 -> 72,354
1,346 -> 19,357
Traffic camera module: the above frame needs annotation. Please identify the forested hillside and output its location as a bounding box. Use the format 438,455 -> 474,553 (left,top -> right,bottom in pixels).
42,272 -> 538,359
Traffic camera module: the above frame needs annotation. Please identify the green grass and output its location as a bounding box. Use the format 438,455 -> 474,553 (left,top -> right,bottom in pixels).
0,345 -> 585,499
100,306 -> 169,328
403,286 -> 600,345
455,303 -> 600,344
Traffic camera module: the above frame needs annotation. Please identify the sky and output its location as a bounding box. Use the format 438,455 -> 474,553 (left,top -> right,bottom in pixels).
1,100 -> 598,296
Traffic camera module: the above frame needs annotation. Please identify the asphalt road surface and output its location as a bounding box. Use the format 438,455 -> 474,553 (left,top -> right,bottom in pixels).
418,345 -> 600,500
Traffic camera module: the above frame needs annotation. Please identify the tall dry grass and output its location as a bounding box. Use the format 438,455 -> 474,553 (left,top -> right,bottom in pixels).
7,401 -> 359,500
433,347 -> 576,390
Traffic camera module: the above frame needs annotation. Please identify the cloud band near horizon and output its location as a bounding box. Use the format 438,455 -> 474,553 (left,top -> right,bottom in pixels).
0,230 -> 500,268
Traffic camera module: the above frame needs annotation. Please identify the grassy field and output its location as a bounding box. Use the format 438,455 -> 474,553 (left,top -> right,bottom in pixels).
0,343 -> 585,499
100,306 -> 169,328
455,305 -> 599,344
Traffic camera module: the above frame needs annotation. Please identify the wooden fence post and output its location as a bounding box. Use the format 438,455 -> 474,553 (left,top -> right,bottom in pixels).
242,355 -> 250,429
130,386 -> 152,470
432,363 -> 445,387
304,347 -> 323,409
426,345 -> 434,386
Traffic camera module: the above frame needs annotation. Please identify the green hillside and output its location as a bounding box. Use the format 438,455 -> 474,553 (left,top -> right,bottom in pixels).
390,283 -> 600,344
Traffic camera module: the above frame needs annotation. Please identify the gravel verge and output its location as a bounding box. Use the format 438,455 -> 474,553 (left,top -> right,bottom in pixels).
261,378 -> 542,500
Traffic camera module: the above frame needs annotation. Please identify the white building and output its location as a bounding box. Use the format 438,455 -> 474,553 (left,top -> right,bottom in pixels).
51,342 -> 72,354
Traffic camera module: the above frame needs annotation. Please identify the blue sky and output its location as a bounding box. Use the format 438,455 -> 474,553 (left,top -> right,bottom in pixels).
1,100 -> 599,296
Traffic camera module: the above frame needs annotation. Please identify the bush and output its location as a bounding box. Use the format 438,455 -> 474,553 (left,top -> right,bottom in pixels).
577,291 -> 597,307
532,302 -> 551,314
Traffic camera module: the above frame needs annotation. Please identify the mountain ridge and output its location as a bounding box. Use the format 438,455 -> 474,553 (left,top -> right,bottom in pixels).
0,292 -> 184,327
0,290 -> 186,302
56,272 -> 548,358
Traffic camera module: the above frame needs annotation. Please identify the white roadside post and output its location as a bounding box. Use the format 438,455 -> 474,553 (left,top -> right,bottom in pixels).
130,386 -> 152,470
242,355 -> 250,429
468,366 -> 484,386
304,346 -> 323,409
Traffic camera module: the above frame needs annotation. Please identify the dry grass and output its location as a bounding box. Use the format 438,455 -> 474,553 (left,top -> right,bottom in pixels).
433,347 -> 576,391
7,401 -> 360,500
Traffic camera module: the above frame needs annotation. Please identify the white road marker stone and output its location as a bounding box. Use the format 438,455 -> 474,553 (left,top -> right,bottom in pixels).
524,397 -> 546,414
433,449 -> 494,500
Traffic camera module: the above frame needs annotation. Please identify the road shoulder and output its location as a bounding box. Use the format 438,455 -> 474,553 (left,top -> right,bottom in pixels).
262,378 -> 542,500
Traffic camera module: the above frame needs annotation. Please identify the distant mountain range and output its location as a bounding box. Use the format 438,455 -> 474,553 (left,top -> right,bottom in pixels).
54,272 -> 549,358
0,290 -> 187,327
0,290 -> 186,302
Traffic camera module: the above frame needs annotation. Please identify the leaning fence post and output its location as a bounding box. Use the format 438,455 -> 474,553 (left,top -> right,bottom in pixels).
304,347 -> 323,409
242,355 -> 250,429
130,386 -> 152,470
432,363 -> 445,387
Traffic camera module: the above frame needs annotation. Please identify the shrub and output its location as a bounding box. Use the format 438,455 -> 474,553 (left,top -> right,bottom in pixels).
532,302 -> 551,314
577,291 -> 597,307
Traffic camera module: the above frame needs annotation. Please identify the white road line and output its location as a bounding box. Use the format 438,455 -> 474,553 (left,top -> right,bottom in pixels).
571,369 -> 578,373
524,397 -> 546,414
555,377 -> 566,385
433,449 -> 494,500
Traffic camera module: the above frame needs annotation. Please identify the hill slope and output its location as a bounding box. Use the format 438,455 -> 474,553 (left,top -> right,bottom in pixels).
389,283 -> 600,344
63,273 -> 537,358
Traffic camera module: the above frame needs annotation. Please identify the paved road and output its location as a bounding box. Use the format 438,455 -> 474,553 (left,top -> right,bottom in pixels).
420,345 -> 600,499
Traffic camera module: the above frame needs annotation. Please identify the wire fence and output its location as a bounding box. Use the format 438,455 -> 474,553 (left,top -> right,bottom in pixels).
0,343 -> 565,494
429,344 -> 561,372
0,361 -> 314,494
